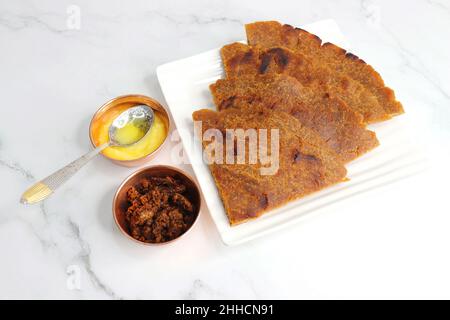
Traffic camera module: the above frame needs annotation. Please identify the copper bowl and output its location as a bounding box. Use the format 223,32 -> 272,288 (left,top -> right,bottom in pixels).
89,94 -> 171,167
113,165 -> 201,246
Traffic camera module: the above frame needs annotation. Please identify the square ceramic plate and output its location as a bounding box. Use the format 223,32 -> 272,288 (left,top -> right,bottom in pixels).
157,20 -> 425,245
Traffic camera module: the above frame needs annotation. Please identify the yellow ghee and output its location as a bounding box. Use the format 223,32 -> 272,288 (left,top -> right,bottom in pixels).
92,105 -> 167,161
114,122 -> 147,146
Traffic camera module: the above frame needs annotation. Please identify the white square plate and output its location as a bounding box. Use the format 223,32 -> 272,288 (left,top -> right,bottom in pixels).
157,20 -> 424,245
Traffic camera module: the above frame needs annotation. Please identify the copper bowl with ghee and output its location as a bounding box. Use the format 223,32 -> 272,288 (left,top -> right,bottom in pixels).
113,165 -> 201,246
89,95 -> 171,167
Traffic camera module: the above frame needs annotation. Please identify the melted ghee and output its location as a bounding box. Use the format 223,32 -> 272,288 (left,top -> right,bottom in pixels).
114,122 -> 147,146
92,105 -> 167,161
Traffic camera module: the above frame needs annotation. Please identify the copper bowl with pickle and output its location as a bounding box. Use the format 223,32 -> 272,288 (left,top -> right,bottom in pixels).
89,94 -> 171,167
113,165 -> 201,245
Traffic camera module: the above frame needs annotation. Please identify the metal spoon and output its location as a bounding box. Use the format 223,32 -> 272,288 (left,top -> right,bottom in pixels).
20,105 -> 154,205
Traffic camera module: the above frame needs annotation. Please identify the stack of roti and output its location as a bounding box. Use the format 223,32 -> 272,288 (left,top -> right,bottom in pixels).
193,21 -> 404,225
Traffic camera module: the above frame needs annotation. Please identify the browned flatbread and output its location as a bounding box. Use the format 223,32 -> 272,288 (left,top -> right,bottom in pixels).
210,74 -> 379,163
221,42 -> 386,123
192,106 -> 347,225
245,21 -> 404,121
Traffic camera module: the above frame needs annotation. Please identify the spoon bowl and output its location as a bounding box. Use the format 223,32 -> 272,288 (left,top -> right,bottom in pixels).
109,105 -> 154,147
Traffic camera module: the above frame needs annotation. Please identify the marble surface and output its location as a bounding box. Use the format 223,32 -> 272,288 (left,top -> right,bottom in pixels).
1,0 -> 449,299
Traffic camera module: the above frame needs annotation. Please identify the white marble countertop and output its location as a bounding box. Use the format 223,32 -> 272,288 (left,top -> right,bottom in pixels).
1,0 -> 450,299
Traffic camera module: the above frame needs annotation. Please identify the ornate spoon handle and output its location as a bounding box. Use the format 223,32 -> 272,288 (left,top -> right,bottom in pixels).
20,143 -> 109,204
